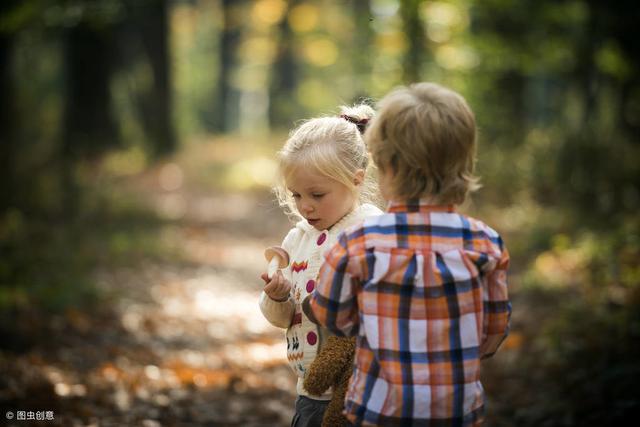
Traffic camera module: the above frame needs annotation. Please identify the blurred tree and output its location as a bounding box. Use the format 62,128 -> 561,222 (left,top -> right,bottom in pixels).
126,0 -> 176,157
599,0 -> 640,136
472,0 -> 638,215
399,0 -> 426,83
351,0 -> 373,99
467,0 -> 534,147
0,0 -> 180,215
215,0 -> 243,132
0,0 -> 34,213
62,23 -> 118,158
268,0 -> 300,129
61,19 -> 118,214
0,19 -> 16,212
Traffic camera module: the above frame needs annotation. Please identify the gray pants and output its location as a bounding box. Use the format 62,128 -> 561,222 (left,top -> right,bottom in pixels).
291,395 -> 329,427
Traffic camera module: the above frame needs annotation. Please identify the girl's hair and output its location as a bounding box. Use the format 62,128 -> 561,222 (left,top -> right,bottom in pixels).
275,104 -> 382,221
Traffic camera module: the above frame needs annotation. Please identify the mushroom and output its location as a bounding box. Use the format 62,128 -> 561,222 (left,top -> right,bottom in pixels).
264,246 -> 290,279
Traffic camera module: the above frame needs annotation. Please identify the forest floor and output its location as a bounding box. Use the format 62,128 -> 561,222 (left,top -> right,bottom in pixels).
1,154 -> 527,427
1,160 -> 299,426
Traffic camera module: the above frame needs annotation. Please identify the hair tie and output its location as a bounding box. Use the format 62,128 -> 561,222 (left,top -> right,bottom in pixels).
340,114 -> 369,135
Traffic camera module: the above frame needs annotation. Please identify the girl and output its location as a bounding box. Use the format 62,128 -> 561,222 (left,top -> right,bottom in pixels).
259,105 -> 383,427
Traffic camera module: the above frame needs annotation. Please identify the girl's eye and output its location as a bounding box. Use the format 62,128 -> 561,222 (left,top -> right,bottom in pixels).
292,193 -> 301,199
312,194 -> 325,199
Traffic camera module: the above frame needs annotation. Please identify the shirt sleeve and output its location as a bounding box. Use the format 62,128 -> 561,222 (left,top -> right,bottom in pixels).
480,245 -> 511,359
309,232 -> 361,337
258,291 -> 294,329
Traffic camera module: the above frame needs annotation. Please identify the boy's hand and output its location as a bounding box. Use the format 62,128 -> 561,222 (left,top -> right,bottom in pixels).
261,270 -> 291,302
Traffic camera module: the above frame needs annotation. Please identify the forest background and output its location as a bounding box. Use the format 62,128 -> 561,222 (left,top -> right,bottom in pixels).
1,0 -> 639,426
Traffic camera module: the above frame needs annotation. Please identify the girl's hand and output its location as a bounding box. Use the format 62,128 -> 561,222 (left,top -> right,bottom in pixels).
261,270 -> 291,302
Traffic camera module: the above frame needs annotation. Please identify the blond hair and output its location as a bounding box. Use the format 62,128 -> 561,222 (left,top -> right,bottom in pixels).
275,104 -> 382,221
366,82 -> 480,204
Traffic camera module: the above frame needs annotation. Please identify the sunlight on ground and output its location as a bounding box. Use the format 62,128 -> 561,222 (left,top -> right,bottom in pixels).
181,236 -> 266,271
77,138 -> 297,423
108,262 -> 294,412
146,272 -> 274,336
158,163 -> 185,192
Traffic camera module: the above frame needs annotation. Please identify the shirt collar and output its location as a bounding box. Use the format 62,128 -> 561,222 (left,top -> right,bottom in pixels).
386,198 -> 456,214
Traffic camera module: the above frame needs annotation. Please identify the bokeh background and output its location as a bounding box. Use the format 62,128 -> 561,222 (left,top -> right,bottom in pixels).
1,0 -> 639,426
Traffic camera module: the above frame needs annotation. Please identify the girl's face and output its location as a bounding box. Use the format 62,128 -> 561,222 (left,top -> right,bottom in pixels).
287,168 -> 360,231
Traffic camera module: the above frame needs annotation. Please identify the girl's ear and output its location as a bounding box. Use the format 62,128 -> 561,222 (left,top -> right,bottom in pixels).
354,169 -> 365,186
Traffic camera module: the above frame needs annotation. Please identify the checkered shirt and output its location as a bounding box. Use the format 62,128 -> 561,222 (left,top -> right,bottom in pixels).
309,199 -> 511,426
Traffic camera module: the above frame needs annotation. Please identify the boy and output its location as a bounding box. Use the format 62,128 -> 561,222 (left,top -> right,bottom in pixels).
306,82 -> 511,426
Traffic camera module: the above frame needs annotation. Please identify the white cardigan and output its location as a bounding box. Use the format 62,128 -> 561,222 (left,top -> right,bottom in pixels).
259,203 -> 382,399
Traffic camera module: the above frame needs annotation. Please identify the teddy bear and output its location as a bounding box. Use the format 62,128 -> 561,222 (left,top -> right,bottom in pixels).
302,297 -> 356,427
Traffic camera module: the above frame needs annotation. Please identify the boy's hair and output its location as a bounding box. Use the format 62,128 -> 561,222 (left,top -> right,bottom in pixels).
366,82 -> 480,204
275,104 -> 382,221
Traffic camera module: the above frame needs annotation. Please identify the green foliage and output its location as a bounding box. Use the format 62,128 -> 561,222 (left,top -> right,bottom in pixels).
0,183 -> 177,314
0,209 -> 96,312
465,19 -> 639,425
504,214 -> 640,425
515,288 -> 640,425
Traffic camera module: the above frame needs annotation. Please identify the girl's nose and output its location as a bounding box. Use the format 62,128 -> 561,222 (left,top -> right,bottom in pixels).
301,201 -> 314,214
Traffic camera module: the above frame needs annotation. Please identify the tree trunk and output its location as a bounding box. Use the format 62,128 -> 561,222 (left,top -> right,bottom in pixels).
399,0 -> 425,83
62,23 -> 118,156
61,22 -> 118,214
351,0 -> 373,101
134,0 -> 176,156
0,32 -> 16,212
268,0 -> 300,129
215,0 -> 243,133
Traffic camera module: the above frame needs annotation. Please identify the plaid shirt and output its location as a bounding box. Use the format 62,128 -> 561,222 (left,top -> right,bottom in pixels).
309,199 -> 511,426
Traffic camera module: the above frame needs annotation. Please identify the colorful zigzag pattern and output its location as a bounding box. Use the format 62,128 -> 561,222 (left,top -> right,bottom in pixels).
291,260 -> 308,273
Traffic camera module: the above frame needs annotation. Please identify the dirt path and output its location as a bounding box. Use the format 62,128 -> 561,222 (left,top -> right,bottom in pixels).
2,183 -> 300,426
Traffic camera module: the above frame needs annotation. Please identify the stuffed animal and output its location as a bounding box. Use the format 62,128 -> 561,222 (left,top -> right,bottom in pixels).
302,296 -> 356,427
303,334 -> 356,427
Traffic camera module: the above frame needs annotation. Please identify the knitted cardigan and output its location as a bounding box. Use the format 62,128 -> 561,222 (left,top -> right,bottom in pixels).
259,203 -> 382,399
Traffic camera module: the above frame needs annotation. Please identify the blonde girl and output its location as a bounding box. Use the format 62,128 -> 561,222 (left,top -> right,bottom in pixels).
259,104 -> 382,427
